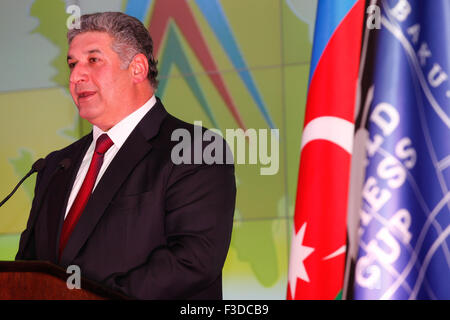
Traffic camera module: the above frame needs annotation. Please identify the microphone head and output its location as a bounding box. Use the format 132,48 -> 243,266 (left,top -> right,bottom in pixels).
32,158 -> 46,172
59,158 -> 72,170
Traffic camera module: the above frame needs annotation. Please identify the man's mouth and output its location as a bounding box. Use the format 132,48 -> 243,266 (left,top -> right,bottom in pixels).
77,91 -> 96,101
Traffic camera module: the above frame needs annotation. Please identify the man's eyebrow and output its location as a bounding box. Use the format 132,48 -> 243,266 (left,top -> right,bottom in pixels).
86,49 -> 103,55
67,49 -> 103,61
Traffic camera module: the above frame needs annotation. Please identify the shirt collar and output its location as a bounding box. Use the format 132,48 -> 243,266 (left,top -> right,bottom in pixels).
92,95 -> 157,149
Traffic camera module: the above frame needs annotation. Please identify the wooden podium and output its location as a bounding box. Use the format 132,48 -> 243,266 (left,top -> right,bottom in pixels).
0,261 -> 130,300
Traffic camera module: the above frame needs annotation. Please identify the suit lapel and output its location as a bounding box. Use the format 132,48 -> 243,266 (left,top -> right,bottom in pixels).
59,99 -> 168,266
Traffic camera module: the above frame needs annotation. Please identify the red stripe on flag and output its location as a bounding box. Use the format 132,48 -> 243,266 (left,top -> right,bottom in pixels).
290,142 -> 351,299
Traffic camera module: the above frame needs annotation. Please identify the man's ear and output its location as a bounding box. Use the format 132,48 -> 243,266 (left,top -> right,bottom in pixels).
129,53 -> 149,83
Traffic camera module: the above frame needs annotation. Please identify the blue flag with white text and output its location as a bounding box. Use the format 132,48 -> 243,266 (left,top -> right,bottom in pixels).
353,0 -> 450,299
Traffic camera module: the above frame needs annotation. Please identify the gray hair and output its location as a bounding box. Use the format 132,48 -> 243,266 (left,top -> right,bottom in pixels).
67,12 -> 158,88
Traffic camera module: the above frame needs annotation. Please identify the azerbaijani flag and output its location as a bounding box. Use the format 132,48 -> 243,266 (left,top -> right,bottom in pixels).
287,0 -> 364,299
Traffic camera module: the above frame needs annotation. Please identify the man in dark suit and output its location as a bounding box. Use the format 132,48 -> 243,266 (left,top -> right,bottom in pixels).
15,12 -> 236,300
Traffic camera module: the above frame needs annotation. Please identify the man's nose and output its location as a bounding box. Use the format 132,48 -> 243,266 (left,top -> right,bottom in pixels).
69,63 -> 89,84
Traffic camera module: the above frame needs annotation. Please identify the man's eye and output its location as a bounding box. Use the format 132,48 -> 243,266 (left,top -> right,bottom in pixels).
68,62 -> 76,69
89,57 -> 99,63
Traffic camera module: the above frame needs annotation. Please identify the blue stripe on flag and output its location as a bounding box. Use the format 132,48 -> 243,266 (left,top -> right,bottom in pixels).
309,0 -> 357,83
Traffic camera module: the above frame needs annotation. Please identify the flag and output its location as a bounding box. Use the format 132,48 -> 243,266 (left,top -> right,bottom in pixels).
353,0 -> 450,299
287,0 -> 364,299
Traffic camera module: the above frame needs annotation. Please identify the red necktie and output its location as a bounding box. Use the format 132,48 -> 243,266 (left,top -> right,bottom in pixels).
59,134 -> 113,259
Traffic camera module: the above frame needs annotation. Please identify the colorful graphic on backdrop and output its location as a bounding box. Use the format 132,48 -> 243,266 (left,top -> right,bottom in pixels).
125,0 -> 276,131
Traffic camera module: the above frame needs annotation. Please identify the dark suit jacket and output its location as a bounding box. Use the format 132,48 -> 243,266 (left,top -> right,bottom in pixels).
16,98 -> 236,299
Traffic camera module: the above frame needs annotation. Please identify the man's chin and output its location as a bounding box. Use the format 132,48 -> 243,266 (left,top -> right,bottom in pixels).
77,109 -> 113,131
77,107 -> 99,124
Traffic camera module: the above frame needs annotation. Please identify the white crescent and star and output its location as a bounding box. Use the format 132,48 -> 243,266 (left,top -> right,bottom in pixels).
289,116 -> 351,297
288,223 -> 347,297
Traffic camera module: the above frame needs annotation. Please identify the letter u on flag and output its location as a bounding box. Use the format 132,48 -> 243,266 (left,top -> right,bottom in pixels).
287,0 -> 365,299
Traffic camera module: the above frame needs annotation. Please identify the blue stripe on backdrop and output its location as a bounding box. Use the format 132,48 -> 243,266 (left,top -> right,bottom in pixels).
125,0 -> 153,22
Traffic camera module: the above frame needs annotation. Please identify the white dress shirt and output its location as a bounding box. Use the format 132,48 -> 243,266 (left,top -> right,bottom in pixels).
64,95 -> 157,219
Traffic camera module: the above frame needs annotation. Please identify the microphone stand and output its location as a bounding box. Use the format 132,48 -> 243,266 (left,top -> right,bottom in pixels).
0,158 -> 45,208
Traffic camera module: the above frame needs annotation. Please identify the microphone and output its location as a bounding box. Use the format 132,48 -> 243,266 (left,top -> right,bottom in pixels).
32,158 -> 46,172
14,157 -> 72,261
27,158 -> 71,210
28,158 -> 71,216
0,158 -> 46,208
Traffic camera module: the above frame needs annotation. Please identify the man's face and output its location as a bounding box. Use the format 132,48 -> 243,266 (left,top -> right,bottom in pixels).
67,32 -> 133,130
